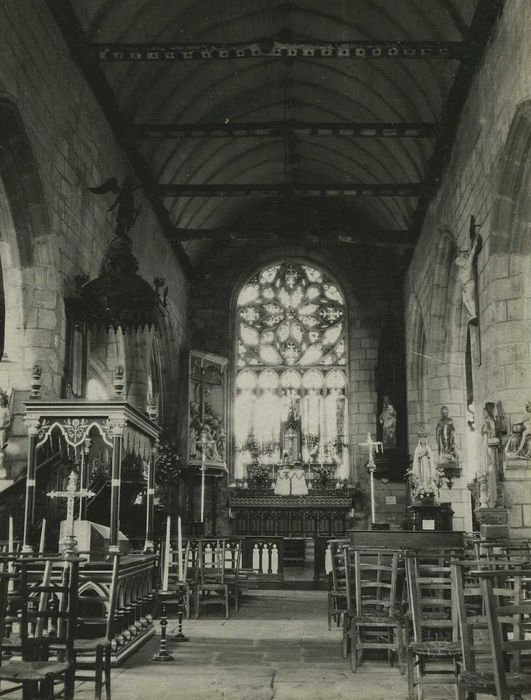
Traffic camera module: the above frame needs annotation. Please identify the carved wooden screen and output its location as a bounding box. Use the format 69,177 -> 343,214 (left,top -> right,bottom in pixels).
234,262 -> 349,478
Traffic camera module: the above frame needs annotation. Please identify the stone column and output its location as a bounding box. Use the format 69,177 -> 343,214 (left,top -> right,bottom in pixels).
143,444 -> 156,553
109,419 -> 125,553
22,417 -> 40,553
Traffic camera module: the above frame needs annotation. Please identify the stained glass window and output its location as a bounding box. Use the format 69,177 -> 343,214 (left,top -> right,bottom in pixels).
234,262 -> 349,480
237,263 -> 346,368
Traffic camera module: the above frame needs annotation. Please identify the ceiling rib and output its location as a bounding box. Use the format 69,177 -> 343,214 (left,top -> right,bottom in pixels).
88,39 -> 471,62
134,121 -> 440,139
157,183 -> 422,197
45,0 -> 191,274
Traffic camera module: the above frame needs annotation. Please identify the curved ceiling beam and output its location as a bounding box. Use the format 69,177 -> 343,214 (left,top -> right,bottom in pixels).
147,74 -> 432,188
156,128 -> 417,208
122,51 -> 443,125
141,96 -> 432,174
169,153 -> 412,231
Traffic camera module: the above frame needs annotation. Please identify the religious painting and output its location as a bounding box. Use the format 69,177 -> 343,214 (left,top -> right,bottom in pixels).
188,350 -> 229,468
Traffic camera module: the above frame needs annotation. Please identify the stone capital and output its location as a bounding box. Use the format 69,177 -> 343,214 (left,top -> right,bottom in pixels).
24,416 -> 41,436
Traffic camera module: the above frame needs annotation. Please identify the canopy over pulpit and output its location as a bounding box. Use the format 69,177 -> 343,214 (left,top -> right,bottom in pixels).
23,400 -> 160,553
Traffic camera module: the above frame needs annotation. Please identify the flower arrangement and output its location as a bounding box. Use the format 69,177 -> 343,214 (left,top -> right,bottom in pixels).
405,468 -> 443,504
237,433 -> 261,461
302,432 -> 320,456
312,464 -> 332,488
237,435 -> 280,462
247,464 -> 272,489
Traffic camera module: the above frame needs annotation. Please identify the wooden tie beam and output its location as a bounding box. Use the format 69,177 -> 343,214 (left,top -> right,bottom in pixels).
88,40 -> 470,62
134,121 -> 439,139
157,183 -> 422,197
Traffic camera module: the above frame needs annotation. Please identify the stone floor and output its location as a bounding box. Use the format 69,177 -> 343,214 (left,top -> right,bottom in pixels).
4,590 -> 507,699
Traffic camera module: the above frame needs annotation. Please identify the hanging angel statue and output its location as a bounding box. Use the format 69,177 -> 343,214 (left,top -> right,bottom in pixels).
89,176 -> 140,239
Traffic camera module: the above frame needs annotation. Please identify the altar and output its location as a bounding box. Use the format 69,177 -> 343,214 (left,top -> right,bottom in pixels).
230,462 -> 355,537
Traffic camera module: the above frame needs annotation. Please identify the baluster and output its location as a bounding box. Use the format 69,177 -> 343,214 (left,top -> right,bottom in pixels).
253,542 -> 260,574
271,544 -> 278,575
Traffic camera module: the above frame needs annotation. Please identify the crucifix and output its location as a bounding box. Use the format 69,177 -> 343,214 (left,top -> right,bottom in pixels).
47,470 -> 95,555
359,432 -> 383,526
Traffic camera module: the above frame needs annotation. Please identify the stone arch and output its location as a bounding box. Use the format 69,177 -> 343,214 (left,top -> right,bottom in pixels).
491,100 -> 531,256
483,100 -> 531,422
0,99 -> 61,395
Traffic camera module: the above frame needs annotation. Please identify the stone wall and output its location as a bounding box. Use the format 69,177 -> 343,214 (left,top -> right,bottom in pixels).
0,2 -> 189,477
404,0 -> 531,533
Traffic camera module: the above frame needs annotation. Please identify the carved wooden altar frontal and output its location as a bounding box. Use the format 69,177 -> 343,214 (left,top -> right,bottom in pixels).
231,494 -> 352,537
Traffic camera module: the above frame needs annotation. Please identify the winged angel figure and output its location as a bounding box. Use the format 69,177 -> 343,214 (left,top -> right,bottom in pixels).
89,175 -> 140,239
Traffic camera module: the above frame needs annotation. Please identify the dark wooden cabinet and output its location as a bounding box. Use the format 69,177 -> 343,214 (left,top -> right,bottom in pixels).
406,503 -> 454,531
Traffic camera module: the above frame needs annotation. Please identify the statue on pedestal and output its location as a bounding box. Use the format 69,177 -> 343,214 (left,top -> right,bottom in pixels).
505,401 -> 531,459
379,395 -> 397,447
435,405 -> 456,462
478,403 -> 498,508
412,428 -> 435,493
0,390 -> 12,478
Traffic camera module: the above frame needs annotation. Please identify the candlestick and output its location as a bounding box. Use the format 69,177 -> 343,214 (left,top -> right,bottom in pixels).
162,515 -> 171,591
8,516 -> 13,553
200,464 -> 206,524
39,519 -> 46,554
177,516 -> 183,583
152,591 -> 174,662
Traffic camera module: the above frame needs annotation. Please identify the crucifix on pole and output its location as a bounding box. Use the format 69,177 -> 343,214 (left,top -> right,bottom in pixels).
359,432 -> 383,526
47,470 -> 95,555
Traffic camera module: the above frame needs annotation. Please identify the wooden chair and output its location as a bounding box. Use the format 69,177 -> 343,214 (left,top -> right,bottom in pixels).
222,539 -> 243,612
327,539 -> 349,634
344,546 -> 405,673
69,553 -> 120,700
0,554 -> 80,700
195,540 -> 229,619
453,562 -> 531,699
405,551 -> 463,700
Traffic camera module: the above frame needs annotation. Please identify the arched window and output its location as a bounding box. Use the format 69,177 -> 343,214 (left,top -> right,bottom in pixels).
234,261 -> 348,477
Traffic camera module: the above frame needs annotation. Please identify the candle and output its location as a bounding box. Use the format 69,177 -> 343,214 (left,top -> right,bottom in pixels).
162,515 -> 171,591
8,515 -> 13,553
200,462 -> 206,524
39,519 -> 46,554
177,516 -> 183,583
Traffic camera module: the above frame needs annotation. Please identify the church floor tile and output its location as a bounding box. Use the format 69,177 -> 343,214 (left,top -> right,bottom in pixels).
5,590 -> 495,699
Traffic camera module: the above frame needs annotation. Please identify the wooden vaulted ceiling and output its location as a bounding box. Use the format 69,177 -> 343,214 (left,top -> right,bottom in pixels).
48,0 -> 503,266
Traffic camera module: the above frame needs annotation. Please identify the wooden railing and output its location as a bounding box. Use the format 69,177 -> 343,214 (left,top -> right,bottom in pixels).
241,537 -> 284,582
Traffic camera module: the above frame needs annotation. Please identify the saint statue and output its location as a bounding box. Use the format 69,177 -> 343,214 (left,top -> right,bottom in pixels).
435,405 -> 456,461
379,395 -> 397,447
480,404 -> 497,476
412,429 -> 435,492
505,401 -> 531,459
0,392 -> 12,450
455,217 -> 482,323
0,391 -> 11,477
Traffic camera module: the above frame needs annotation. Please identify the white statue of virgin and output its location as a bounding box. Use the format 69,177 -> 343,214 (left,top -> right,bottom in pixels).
412,428 -> 435,491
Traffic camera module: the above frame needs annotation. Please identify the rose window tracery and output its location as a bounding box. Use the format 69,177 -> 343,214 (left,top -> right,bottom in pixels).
237,263 -> 346,368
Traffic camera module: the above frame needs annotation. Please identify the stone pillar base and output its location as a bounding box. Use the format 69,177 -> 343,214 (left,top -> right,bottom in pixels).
474,506 -> 509,539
